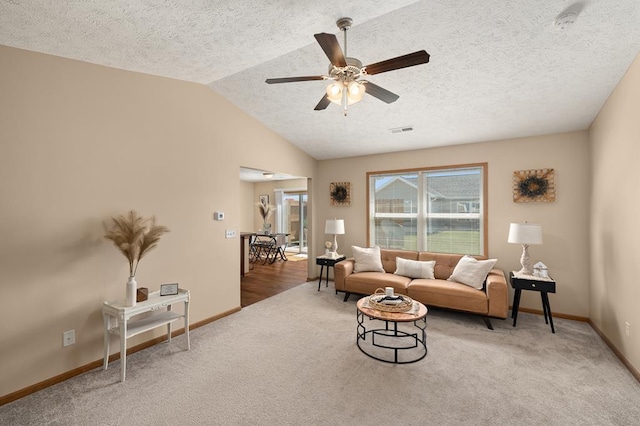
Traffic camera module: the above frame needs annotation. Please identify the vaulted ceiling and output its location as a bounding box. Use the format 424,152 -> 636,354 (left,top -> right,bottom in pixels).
2,1 -> 640,160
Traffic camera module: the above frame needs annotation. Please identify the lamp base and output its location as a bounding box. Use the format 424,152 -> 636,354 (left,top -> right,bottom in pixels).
519,244 -> 533,275
517,267 -> 534,276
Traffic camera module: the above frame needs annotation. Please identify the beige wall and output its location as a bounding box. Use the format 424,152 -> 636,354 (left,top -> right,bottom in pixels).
589,53 -> 640,373
316,131 -> 591,317
0,46 -> 316,397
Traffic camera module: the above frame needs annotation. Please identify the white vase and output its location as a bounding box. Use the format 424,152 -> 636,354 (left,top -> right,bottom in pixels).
126,276 -> 137,307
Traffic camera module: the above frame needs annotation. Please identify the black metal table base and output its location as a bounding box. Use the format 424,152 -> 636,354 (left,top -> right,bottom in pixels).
356,310 -> 427,364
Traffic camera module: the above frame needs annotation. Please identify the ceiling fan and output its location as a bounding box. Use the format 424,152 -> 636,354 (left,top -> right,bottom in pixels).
265,17 -> 430,116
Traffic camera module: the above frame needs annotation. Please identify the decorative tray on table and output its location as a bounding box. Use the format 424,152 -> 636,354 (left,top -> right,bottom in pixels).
368,288 -> 414,312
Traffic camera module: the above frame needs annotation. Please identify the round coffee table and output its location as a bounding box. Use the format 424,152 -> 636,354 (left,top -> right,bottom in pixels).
356,296 -> 428,364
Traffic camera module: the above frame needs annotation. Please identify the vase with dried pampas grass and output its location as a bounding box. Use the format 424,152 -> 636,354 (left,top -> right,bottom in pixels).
256,201 -> 275,233
104,210 -> 169,306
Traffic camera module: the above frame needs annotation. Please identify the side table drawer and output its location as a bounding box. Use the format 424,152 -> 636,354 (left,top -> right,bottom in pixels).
512,278 -> 556,293
316,256 -> 346,266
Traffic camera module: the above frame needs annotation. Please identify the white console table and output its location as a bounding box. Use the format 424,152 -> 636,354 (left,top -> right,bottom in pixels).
102,288 -> 190,382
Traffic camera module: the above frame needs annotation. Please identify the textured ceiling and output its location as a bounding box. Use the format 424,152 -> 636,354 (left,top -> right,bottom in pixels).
2,1 -> 640,160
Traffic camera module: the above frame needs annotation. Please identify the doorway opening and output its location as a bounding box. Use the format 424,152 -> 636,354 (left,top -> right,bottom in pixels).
281,191 -> 308,254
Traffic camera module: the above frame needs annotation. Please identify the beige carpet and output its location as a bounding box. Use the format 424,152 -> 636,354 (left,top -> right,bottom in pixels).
2,282 -> 640,425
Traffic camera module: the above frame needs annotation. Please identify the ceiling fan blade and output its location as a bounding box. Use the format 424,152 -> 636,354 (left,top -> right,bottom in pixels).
364,50 -> 430,75
314,95 -> 331,111
265,76 -> 325,84
314,33 -> 347,67
362,81 -> 399,104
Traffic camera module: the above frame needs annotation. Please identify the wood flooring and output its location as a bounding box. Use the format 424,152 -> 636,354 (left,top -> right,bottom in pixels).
240,257 -> 309,307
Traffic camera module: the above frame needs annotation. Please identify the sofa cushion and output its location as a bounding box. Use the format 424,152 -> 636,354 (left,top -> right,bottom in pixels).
352,246 -> 385,273
394,257 -> 435,279
346,272 -> 411,295
407,279 -> 488,314
447,255 -> 497,290
417,252 -> 465,280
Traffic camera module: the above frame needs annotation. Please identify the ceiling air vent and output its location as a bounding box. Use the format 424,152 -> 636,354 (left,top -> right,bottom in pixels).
390,126 -> 414,134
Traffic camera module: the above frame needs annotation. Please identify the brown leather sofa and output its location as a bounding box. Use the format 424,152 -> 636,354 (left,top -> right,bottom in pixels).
334,249 -> 508,329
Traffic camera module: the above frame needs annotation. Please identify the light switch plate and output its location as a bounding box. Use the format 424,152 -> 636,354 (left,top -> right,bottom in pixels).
225,229 -> 236,239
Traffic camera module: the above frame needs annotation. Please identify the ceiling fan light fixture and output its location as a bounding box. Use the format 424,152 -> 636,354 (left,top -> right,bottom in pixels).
326,82 -> 343,104
348,81 -> 365,99
326,81 -> 366,106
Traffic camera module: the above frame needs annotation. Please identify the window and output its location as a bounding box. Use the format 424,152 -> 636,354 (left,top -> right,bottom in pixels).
367,163 -> 487,255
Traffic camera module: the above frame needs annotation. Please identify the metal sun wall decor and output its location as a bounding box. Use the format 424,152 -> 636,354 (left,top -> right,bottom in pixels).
330,182 -> 351,206
513,169 -> 556,203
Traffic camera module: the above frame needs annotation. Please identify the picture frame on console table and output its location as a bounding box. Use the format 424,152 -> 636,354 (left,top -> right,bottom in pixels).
160,283 -> 179,296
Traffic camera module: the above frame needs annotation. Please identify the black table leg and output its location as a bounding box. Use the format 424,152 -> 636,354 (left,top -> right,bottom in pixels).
325,266 -> 330,287
512,289 -> 522,327
318,265 -> 324,291
541,293 -> 549,324
541,292 -> 555,333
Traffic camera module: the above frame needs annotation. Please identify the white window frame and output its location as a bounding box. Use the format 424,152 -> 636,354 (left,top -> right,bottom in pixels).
367,163 -> 488,256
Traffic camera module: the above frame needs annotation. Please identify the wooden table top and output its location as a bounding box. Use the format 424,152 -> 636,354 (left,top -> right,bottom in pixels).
356,296 -> 428,322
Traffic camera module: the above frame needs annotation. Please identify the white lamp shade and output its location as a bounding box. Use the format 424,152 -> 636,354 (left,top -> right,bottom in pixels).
508,223 -> 543,245
325,219 -> 345,235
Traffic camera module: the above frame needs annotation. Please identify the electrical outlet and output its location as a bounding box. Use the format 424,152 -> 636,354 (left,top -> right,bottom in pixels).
225,229 -> 236,239
625,322 -> 630,338
63,330 -> 75,347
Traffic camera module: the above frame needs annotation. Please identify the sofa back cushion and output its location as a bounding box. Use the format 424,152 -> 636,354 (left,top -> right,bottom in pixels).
380,249 -> 418,273
417,252 -> 467,279
379,249 -> 489,279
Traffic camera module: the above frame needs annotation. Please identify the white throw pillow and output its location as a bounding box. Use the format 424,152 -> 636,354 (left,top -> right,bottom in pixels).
352,246 -> 385,273
394,257 -> 435,279
447,255 -> 497,289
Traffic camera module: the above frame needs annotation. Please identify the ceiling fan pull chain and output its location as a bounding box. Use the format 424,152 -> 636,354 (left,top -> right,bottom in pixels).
342,84 -> 348,116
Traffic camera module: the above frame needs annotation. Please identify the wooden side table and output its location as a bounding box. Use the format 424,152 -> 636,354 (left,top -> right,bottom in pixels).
510,272 -> 556,333
316,255 -> 346,291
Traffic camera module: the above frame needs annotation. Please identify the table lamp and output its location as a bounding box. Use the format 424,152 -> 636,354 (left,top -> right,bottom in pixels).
508,222 -> 543,275
325,219 -> 345,259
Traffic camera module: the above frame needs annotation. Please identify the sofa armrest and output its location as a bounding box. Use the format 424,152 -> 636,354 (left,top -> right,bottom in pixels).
486,268 -> 508,319
334,258 -> 355,292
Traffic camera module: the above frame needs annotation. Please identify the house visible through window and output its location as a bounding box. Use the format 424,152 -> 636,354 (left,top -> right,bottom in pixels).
367,164 -> 487,255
